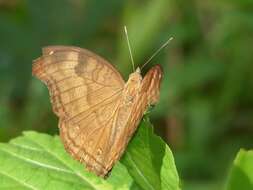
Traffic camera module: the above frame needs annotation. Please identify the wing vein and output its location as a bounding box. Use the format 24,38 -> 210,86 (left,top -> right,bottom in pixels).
68,89 -> 122,122
34,60 -> 123,87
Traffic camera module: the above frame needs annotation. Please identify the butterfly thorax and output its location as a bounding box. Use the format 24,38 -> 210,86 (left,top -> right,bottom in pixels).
122,71 -> 142,105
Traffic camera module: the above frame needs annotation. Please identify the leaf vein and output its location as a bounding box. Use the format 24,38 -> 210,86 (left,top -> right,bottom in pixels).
0,148 -> 74,174
125,152 -> 155,190
25,136 -> 100,189
0,170 -> 38,190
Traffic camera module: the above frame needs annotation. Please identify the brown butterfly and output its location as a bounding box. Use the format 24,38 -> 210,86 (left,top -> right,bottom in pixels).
32,44 -> 163,177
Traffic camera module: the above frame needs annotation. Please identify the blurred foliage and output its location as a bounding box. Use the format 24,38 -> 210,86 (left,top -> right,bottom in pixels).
0,0 -> 253,189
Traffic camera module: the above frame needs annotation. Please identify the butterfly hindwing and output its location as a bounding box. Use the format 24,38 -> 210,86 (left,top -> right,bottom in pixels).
32,46 -> 125,176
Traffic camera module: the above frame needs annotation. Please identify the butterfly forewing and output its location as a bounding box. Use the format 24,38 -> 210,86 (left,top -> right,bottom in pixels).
32,46 -> 162,177
33,46 -> 124,175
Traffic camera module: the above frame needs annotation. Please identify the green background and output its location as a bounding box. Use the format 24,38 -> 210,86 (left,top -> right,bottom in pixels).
0,0 -> 253,189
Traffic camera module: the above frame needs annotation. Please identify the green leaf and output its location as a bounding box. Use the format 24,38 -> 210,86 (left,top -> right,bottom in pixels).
0,119 -> 180,190
226,149 -> 253,190
0,131 -> 133,190
121,118 -> 180,190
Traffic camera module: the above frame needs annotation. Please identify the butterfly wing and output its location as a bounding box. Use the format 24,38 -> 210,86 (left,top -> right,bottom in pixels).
128,64 -> 163,135
106,65 -> 163,169
140,65 -> 162,106
32,46 -> 125,176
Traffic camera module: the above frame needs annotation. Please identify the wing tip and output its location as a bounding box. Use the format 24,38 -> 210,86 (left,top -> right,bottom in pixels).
149,64 -> 163,80
32,56 -> 44,76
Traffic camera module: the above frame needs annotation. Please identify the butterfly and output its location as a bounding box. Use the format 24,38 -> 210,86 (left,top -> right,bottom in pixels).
32,45 -> 163,177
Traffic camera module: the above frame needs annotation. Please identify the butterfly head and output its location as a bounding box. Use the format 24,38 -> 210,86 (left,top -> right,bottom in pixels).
125,69 -> 142,100
128,71 -> 142,84
135,67 -> 141,74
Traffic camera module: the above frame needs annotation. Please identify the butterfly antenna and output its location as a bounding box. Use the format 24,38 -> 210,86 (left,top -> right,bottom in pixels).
141,37 -> 174,70
124,26 -> 135,71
